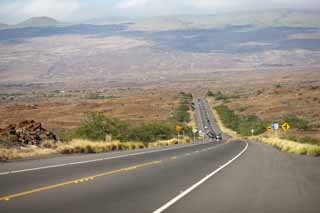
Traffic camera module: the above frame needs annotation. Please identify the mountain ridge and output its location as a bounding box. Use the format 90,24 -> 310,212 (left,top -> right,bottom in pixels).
16,16 -> 61,28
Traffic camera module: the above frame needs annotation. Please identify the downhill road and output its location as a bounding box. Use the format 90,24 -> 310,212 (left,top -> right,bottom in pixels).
0,99 -> 319,213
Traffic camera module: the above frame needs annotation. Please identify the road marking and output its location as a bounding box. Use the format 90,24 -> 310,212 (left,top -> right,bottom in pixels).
152,142 -> 248,213
0,142 -> 212,176
0,160 -> 162,202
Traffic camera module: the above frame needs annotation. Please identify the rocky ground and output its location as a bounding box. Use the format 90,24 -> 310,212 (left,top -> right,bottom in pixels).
0,120 -> 57,148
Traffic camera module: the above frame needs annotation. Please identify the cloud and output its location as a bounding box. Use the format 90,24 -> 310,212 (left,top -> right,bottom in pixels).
115,0 -> 320,14
1,0 -> 320,23
0,0 -> 80,23
116,0 -> 150,9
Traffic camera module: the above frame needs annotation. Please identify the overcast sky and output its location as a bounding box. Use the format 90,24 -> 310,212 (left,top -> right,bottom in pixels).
1,0 -> 319,23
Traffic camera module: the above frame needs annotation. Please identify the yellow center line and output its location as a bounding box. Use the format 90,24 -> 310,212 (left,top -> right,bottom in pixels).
0,160 -> 162,202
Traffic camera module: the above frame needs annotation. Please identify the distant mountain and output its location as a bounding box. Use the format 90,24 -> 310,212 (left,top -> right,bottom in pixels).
16,17 -> 62,28
86,16 -> 134,25
0,22 -> 8,29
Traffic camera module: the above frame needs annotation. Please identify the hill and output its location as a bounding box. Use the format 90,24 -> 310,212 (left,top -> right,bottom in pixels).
93,9 -> 320,31
0,22 -> 8,29
16,17 -> 62,28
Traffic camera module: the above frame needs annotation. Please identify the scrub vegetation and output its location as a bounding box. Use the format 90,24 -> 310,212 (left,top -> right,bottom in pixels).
0,92 -> 195,161
211,102 -> 320,156
214,105 -> 267,136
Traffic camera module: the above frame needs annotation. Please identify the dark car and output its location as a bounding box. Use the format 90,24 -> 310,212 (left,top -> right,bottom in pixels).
215,133 -> 223,141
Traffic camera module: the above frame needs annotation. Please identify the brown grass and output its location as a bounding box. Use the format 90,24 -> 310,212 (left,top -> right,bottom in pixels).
0,136 -> 193,161
0,89 -> 179,129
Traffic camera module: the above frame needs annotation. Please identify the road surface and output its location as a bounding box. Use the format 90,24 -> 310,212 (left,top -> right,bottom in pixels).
0,99 -> 319,213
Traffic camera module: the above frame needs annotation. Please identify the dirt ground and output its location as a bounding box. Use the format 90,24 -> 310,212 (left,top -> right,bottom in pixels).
0,89 -> 180,130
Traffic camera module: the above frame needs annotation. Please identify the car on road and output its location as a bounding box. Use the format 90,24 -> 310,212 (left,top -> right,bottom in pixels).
215,133 -> 223,141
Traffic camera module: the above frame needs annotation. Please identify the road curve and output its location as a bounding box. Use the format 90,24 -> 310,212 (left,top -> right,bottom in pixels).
166,141 -> 320,213
0,140 -> 246,212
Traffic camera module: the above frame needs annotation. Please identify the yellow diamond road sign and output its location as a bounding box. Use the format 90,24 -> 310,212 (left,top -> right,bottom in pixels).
176,125 -> 183,132
281,123 -> 290,131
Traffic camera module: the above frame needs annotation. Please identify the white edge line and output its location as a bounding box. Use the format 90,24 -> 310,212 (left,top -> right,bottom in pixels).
0,142 -> 213,176
152,141 -> 248,213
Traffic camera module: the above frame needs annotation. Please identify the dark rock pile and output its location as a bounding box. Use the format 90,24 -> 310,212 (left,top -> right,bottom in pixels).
0,120 -> 57,146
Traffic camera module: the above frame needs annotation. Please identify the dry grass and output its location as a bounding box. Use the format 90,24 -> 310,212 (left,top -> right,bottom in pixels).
55,140 -> 146,154
148,137 -> 191,148
251,135 -> 320,156
0,147 -> 57,161
0,140 -> 146,161
0,89 -> 179,129
0,137 -> 193,161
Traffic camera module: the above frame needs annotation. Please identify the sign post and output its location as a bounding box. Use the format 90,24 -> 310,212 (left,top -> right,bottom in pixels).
176,125 -> 183,143
192,128 -> 197,142
251,129 -> 255,136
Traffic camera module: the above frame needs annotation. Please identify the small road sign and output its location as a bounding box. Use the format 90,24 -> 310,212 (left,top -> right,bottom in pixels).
176,125 -> 183,132
251,129 -> 255,135
281,123 -> 290,131
272,123 -> 279,131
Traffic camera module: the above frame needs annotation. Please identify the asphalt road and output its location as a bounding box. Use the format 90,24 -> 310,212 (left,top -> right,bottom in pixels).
0,99 -> 319,213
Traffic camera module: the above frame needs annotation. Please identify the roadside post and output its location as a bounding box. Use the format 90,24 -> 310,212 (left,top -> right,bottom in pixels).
272,123 -> 279,137
192,128 -> 197,142
251,129 -> 255,136
176,125 -> 183,144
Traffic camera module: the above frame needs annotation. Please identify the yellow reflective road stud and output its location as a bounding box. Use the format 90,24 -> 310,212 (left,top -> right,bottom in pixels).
281,123 -> 290,131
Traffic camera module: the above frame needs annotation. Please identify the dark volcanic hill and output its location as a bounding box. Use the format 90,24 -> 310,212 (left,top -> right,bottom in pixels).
16,17 -> 61,28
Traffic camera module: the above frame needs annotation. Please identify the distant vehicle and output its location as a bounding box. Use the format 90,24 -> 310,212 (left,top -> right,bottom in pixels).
207,131 -> 216,139
215,133 -> 223,141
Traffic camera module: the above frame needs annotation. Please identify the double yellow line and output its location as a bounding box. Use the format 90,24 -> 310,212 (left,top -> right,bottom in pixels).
0,160 -> 162,202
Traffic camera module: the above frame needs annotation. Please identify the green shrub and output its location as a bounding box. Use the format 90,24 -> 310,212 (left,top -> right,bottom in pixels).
215,105 -> 267,136
207,91 -> 215,97
171,92 -> 192,124
75,112 -> 129,141
283,114 -> 310,130
172,107 -> 191,123
207,91 -> 235,100
127,122 -> 175,143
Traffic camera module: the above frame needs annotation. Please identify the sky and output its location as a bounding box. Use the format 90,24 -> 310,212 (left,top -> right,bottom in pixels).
0,0 -> 319,24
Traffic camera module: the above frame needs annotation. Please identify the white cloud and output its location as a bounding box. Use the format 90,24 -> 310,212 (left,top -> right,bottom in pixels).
1,0 -> 320,23
21,0 -> 80,18
115,0 -> 320,14
116,0 -> 150,9
0,0 -> 80,23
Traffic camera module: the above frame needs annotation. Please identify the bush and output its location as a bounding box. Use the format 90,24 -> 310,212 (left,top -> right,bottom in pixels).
207,90 -> 236,100
127,123 -> 175,143
215,105 -> 267,136
171,92 -> 192,124
207,91 -> 215,97
172,106 -> 191,123
283,114 -> 310,130
75,112 -> 129,141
